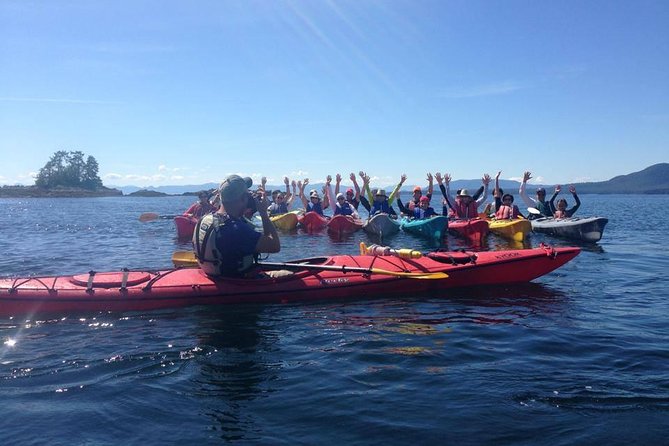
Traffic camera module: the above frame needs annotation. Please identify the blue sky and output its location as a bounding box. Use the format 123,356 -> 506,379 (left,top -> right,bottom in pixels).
1,0 -> 667,188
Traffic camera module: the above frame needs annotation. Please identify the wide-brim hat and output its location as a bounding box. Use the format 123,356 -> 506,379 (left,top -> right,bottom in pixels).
376,189 -> 387,197
457,189 -> 471,197
219,175 -> 253,202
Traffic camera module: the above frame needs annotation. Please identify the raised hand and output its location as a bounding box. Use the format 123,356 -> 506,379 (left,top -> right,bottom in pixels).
400,173 -> 407,184
426,172 -> 433,182
284,176 -> 289,185
496,171 -> 501,180
256,187 -> 269,211
482,174 -> 491,185
303,178 -> 309,186
569,185 -> 576,194
444,173 -> 452,185
336,173 -> 342,184
326,175 -> 332,185
435,172 -> 443,184
523,171 -> 532,183
349,172 -> 356,182
555,184 -> 562,193
261,176 -> 267,188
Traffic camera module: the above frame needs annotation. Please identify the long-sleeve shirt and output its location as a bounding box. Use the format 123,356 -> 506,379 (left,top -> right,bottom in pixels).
519,182 -> 556,216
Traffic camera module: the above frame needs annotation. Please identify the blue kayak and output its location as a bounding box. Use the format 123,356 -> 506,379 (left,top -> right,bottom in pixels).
400,215 -> 448,240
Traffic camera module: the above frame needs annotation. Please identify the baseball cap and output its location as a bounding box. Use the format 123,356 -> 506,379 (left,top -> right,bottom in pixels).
218,175 -> 253,202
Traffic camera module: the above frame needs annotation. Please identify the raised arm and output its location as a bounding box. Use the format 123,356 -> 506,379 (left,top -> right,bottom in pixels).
323,175 -> 334,210
426,172 -> 434,197
388,173 -> 407,204
494,171 -> 502,198
359,172 -> 371,212
519,171 -> 536,207
298,179 -> 309,208
396,190 -> 410,215
350,172 -> 361,201
254,187 -> 281,253
549,185 -> 561,213
334,173 -> 341,196
476,174 -> 491,206
360,171 -> 374,203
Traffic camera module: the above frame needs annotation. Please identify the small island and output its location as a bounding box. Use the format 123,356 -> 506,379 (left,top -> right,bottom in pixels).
127,189 -> 170,197
0,150 -> 122,198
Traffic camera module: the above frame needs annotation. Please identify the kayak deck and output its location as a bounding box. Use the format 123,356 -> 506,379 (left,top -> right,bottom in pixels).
0,245 -> 580,314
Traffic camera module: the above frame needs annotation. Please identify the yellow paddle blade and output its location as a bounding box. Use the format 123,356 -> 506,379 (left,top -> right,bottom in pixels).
171,251 -> 448,279
172,251 -> 198,268
369,268 -> 448,279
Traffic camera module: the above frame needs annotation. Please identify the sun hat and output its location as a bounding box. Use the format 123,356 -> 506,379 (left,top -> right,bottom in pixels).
309,190 -> 320,199
419,196 -> 429,203
536,187 -> 546,194
218,175 -> 253,202
346,188 -> 354,195
376,189 -> 387,197
413,186 -> 422,192
457,189 -> 471,197
336,192 -> 345,200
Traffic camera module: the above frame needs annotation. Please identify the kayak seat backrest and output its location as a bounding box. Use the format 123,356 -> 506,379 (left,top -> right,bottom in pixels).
426,252 -> 477,265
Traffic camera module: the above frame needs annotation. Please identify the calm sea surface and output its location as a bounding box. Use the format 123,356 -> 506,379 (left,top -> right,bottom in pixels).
1,195 -> 668,445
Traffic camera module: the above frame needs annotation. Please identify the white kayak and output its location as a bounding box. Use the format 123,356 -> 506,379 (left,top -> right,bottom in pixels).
530,216 -> 608,242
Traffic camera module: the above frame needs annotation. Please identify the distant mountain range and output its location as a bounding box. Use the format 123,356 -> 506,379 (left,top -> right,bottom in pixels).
110,163 -> 669,196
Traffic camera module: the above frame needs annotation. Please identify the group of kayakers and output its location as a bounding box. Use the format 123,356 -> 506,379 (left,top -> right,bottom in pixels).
184,172 -> 581,280
184,170 -> 581,224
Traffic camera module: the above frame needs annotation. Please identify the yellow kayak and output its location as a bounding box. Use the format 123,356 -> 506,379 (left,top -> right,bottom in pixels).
488,217 -> 532,242
270,211 -> 299,230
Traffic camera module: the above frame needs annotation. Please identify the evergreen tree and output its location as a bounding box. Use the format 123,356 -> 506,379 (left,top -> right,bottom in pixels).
35,150 -> 103,189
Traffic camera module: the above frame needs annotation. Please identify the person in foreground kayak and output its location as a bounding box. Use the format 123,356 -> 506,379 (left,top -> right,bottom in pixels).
183,190 -> 216,218
193,175 -> 284,278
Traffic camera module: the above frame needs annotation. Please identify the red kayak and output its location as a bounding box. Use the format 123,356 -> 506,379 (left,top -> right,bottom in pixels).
0,245 -> 579,315
448,219 -> 489,244
298,211 -> 328,232
327,215 -> 364,235
174,216 -> 197,239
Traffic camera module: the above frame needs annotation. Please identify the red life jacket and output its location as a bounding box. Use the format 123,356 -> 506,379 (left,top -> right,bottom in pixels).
452,199 -> 479,219
495,204 -> 520,220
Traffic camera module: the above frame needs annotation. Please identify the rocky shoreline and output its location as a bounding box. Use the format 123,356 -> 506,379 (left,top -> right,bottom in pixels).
0,185 -> 123,198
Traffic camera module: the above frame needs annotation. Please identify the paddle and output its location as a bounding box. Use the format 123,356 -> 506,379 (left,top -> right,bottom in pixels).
527,207 -> 542,215
139,212 -> 181,222
171,251 -> 448,279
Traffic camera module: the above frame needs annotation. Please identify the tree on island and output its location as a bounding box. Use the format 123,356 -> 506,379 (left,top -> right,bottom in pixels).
35,150 -> 103,190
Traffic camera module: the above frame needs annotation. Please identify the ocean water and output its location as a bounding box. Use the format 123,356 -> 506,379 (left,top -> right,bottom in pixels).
1,195 -> 667,445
